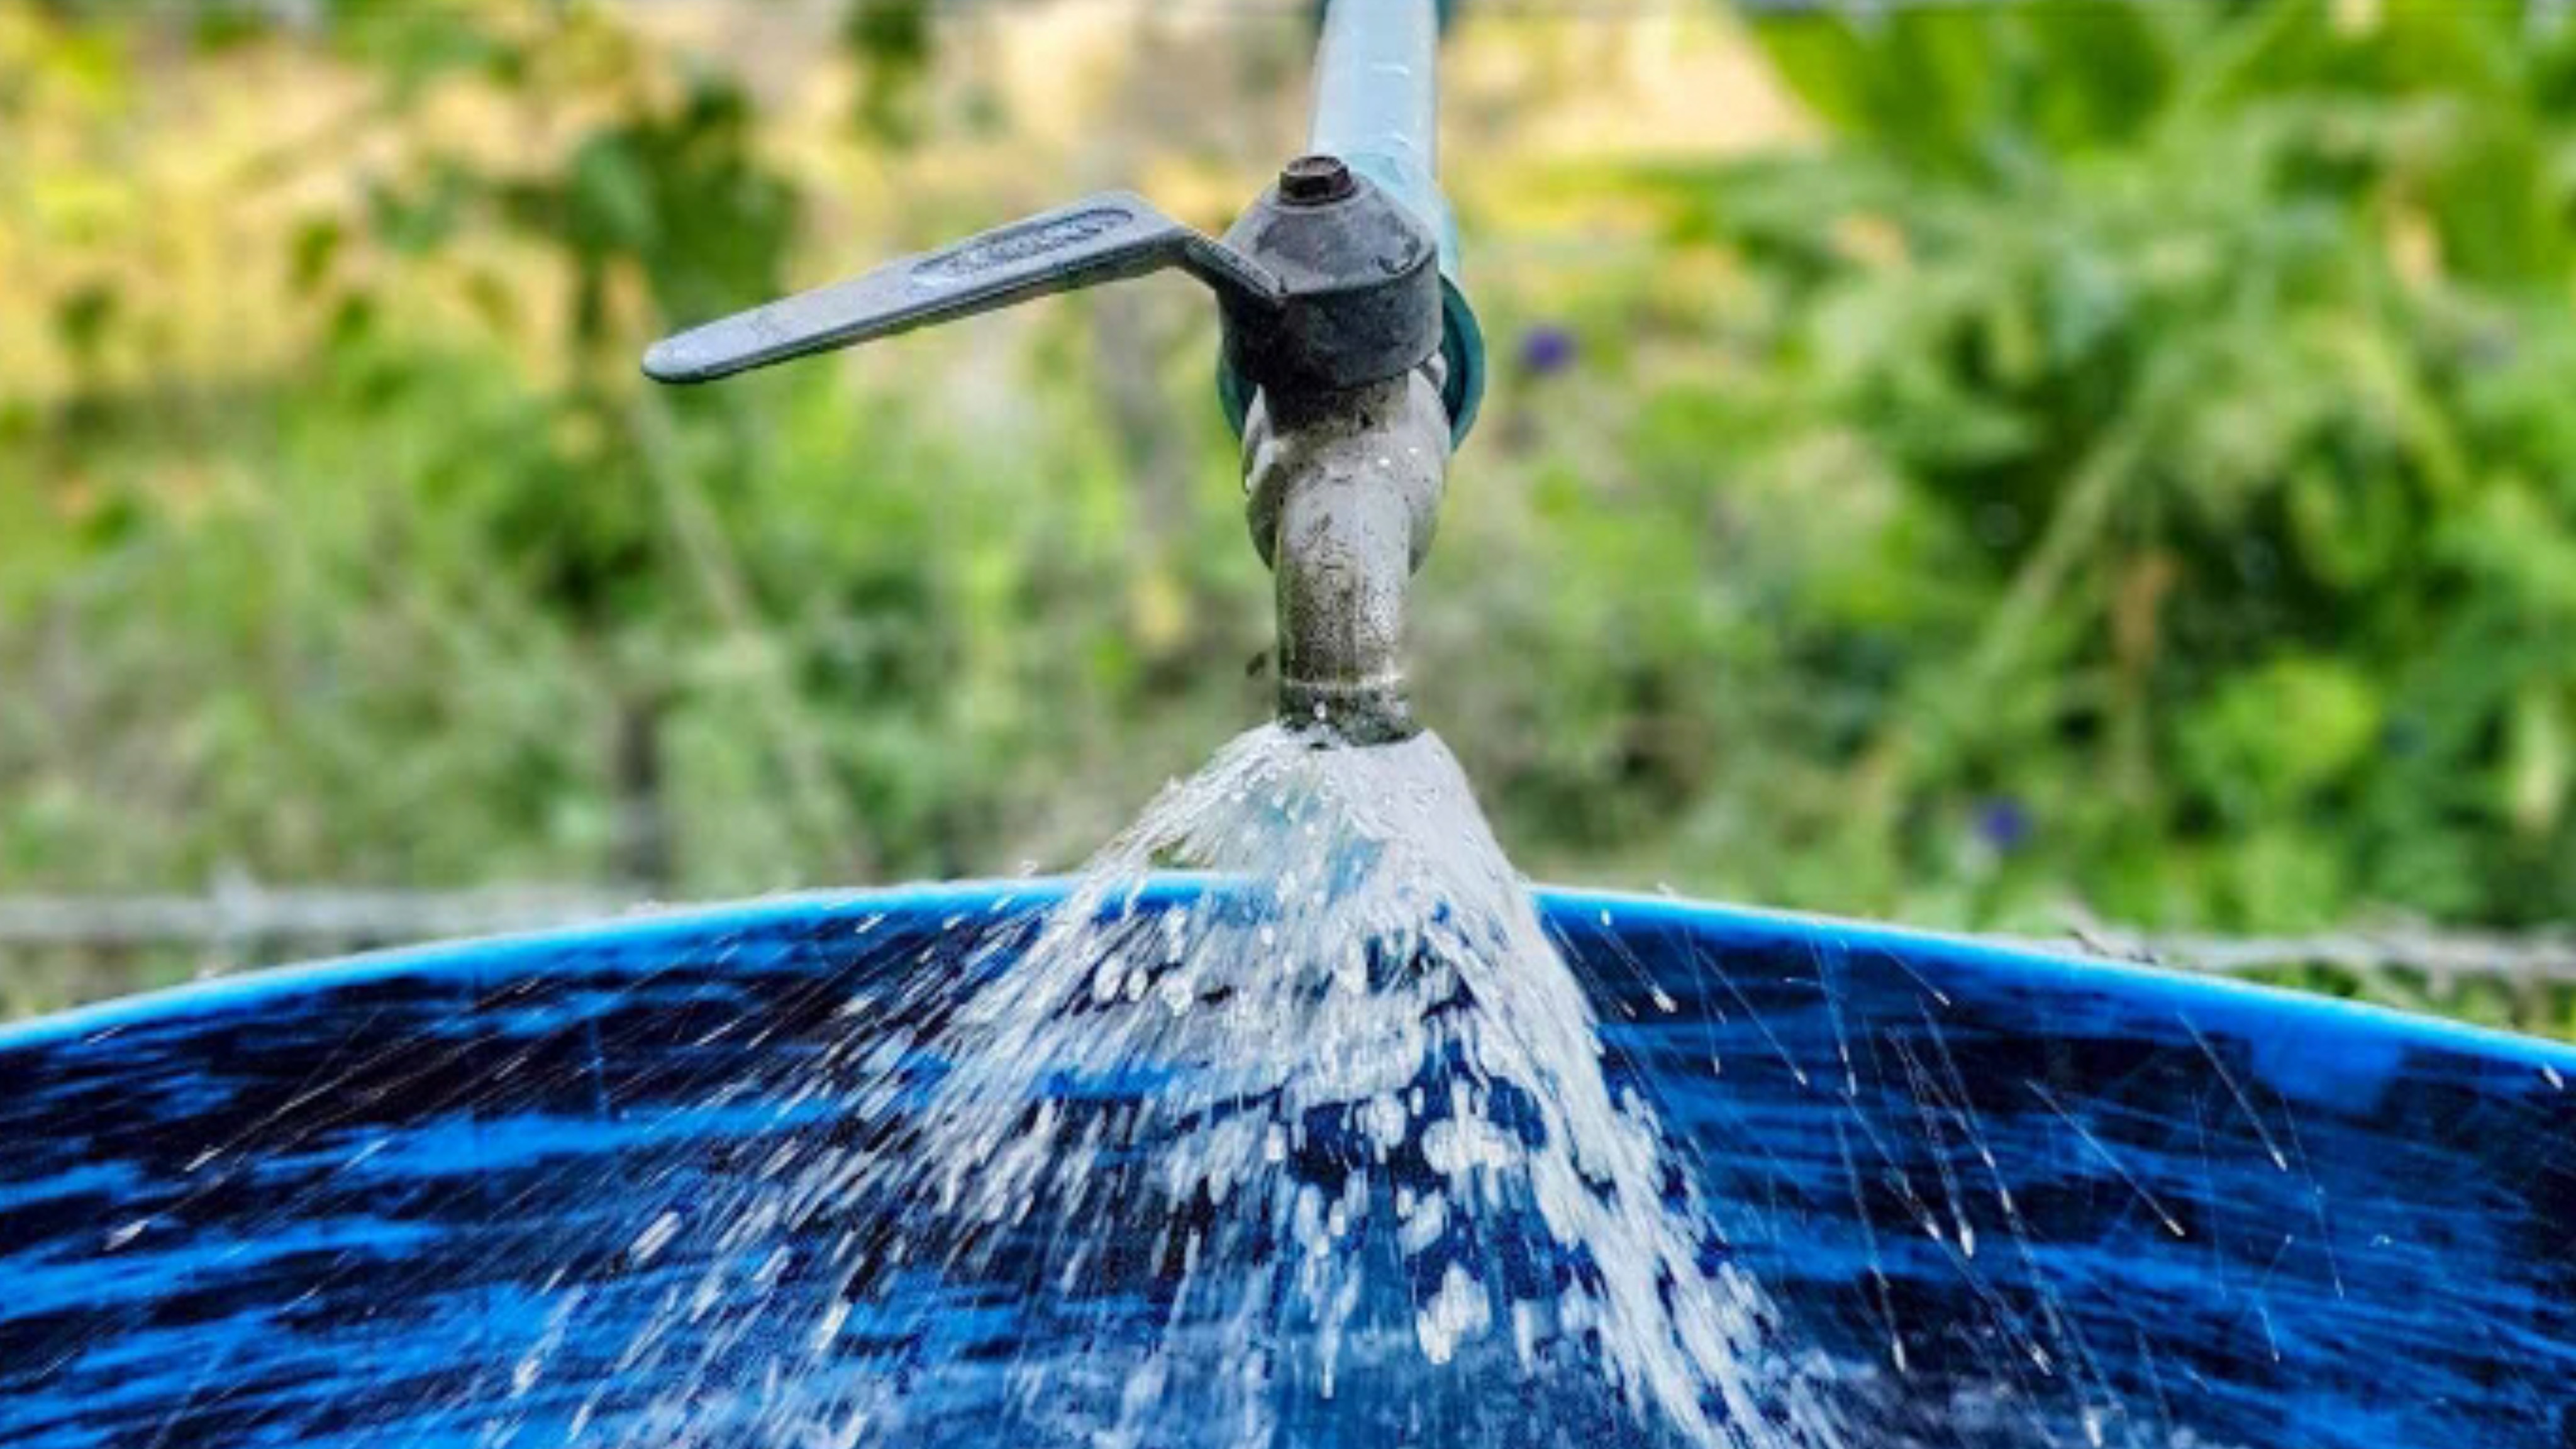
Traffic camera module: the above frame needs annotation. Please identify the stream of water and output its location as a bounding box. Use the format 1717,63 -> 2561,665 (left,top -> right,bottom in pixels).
526,726 -> 1844,1447
21,713 -> 2556,1449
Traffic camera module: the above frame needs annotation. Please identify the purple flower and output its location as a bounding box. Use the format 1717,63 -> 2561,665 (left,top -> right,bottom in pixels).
1518,325 -> 1577,377
1974,797 -> 2031,853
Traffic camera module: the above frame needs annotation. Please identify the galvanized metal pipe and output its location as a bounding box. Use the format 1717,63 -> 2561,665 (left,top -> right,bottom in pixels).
1309,0 -> 1450,269
1299,0 -> 1483,445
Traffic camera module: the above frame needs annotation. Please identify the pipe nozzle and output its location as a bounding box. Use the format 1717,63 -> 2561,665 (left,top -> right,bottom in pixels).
1245,370 -> 1450,745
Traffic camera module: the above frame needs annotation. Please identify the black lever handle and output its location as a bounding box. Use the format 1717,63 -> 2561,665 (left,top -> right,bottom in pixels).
641,191 -> 1281,385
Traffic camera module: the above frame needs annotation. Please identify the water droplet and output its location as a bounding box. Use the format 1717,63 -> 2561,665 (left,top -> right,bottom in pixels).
630,1212 -> 680,1265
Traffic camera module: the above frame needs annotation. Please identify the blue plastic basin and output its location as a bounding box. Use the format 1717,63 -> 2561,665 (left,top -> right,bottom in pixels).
1,882 -> 2568,1446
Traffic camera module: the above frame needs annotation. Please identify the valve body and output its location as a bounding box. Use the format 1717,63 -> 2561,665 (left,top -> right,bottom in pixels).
1245,369 -> 1449,745
640,0 -> 1474,751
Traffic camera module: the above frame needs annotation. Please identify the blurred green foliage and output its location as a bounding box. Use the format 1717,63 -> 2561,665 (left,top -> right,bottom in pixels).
1503,0 -> 2576,935
1,1 -> 2570,1024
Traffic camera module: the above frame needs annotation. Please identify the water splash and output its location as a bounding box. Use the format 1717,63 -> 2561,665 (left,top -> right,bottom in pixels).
543,726 -> 1841,1448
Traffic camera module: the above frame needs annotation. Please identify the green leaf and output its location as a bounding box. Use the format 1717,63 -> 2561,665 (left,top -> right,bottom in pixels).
2181,657 -> 2385,816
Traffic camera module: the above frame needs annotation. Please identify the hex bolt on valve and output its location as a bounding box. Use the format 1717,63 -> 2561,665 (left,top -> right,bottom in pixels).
641,1 -> 1480,747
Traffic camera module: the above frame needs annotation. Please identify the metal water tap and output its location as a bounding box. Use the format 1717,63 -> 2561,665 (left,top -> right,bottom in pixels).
1245,359 -> 1449,743
640,0 -> 1480,745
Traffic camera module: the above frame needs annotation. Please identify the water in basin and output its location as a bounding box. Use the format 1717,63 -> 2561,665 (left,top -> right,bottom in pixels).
1,732 -> 2569,1448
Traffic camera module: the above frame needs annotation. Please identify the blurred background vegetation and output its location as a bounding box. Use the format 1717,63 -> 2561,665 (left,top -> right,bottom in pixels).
2,0 -> 2572,1028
